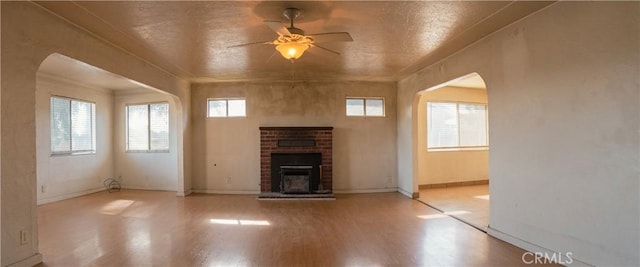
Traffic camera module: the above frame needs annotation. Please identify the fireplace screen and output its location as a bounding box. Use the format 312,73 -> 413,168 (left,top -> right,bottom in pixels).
280,166 -> 312,193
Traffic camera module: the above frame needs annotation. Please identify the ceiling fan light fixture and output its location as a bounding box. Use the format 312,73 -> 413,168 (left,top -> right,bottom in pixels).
276,42 -> 309,61
273,34 -> 312,62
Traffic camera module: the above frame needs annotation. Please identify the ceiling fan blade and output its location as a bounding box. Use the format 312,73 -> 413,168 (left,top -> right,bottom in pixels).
227,41 -> 273,48
264,20 -> 291,36
308,32 -> 353,43
265,50 -> 278,64
311,44 -> 341,55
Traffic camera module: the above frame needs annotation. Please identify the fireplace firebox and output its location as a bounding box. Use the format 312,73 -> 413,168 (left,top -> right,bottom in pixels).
280,166 -> 312,193
259,127 -> 333,196
271,153 -> 321,193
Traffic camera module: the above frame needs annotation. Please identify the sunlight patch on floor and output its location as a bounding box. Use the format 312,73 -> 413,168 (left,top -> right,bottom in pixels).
100,199 -> 135,215
417,210 -> 470,220
417,214 -> 448,220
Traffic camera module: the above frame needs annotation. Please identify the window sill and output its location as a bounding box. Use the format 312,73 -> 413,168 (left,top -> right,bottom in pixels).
51,151 -> 96,157
346,115 -> 386,117
126,150 -> 170,153
428,147 -> 488,152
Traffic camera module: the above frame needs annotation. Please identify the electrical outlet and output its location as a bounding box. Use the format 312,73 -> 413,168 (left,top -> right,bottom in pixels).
387,176 -> 393,183
20,229 -> 28,245
41,184 -> 47,193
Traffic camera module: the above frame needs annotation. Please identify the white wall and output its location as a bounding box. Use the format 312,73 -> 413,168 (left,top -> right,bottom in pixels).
35,74 -> 114,204
2,1 -> 638,266
113,91 -> 179,191
191,81 -> 397,194
398,2 -> 639,265
417,86 -> 489,185
1,2 -> 190,265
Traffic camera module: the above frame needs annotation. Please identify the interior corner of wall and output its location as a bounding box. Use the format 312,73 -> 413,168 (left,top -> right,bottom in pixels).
397,187 -> 413,199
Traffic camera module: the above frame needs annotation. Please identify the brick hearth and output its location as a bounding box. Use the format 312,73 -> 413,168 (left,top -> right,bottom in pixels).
259,127 -> 333,193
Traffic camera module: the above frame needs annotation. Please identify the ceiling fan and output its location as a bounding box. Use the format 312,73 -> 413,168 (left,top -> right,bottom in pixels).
229,8 -> 353,62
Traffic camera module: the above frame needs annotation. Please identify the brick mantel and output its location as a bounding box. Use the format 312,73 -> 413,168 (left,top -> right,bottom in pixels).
259,127 -> 333,193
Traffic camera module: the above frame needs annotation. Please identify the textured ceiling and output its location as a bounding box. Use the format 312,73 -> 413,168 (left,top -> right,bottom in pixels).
35,1 -> 553,82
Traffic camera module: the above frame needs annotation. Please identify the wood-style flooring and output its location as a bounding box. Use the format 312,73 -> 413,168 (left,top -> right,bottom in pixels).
418,184 -> 490,231
37,190 -> 548,266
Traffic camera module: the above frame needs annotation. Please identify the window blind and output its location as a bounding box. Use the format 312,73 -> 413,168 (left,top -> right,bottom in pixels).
427,102 -> 488,148
428,102 -> 459,148
50,96 -> 95,154
71,101 -> 93,151
149,103 -> 169,150
127,103 -> 169,151
51,97 -> 71,153
127,104 -> 149,150
459,104 -> 487,147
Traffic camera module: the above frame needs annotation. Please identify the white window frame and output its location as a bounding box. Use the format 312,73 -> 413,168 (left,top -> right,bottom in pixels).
50,96 -> 96,156
427,101 -> 489,151
207,98 -> 247,118
345,97 -> 386,117
126,102 -> 170,153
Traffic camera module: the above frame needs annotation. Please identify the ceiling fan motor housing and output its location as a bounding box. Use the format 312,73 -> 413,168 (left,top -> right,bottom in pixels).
283,8 -> 304,36
287,27 -> 304,36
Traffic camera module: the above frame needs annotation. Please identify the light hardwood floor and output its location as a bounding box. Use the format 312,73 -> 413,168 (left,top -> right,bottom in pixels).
418,184 -> 490,231
37,190 -> 549,266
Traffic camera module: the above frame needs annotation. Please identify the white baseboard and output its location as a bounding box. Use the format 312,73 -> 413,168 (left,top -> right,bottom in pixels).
397,187 -> 414,198
120,185 -> 175,192
191,189 -> 260,195
37,188 -> 106,205
7,253 -> 42,267
487,227 -> 591,266
176,189 -> 192,197
333,188 -> 397,194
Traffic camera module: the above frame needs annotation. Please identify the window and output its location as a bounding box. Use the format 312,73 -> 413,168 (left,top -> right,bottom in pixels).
427,102 -> 488,149
126,102 -> 169,152
50,96 -> 96,154
346,97 -> 385,117
208,98 -> 246,117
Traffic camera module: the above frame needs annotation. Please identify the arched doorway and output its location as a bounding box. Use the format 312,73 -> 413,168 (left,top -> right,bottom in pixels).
413,73 -> 491,231
35,53 -> 184,204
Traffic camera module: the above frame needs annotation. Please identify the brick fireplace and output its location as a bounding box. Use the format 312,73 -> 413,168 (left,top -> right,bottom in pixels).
259,127 -> 333,194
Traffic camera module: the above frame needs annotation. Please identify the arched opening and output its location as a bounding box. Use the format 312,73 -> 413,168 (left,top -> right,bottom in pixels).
34,52 -> 187,261
35,53 -> 185,203
31,52 -> 189,264
413,73 -> 490,231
